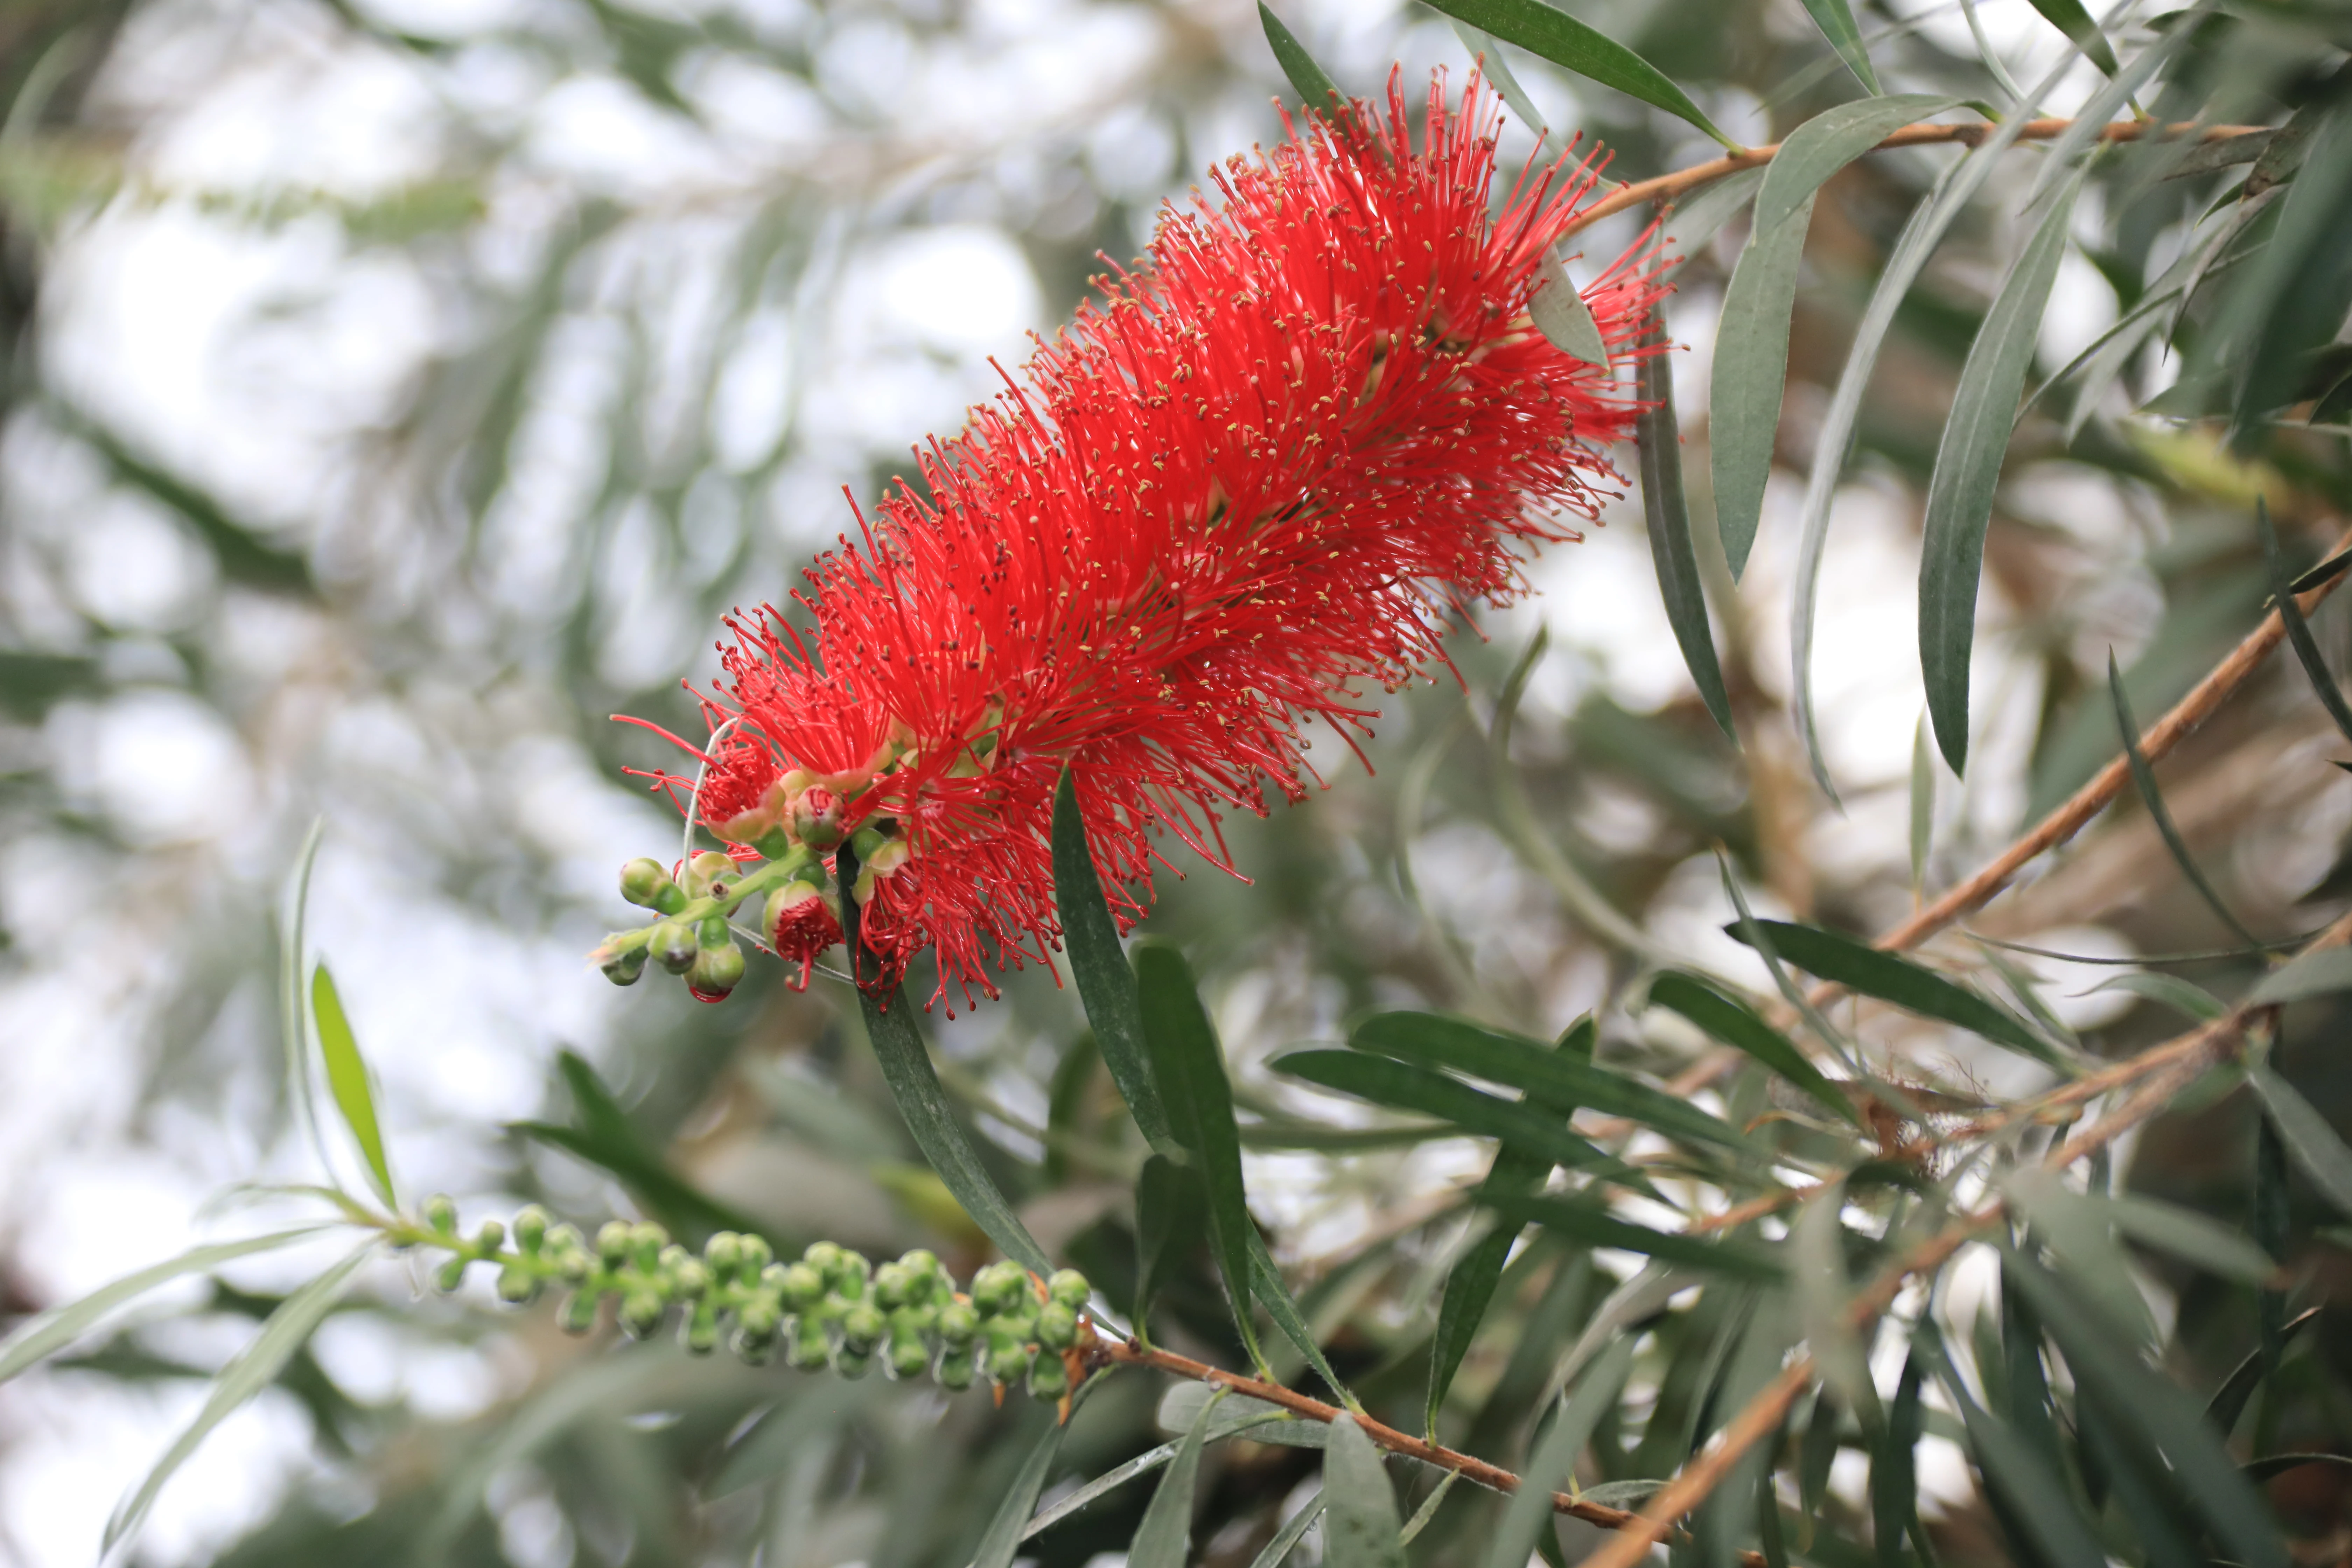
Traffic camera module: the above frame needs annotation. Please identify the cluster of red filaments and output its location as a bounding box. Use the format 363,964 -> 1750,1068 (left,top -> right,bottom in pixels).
619,70 -> 1667,1009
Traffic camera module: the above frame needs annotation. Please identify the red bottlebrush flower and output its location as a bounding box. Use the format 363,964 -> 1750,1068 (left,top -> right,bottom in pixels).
625,69 -> 1666,1009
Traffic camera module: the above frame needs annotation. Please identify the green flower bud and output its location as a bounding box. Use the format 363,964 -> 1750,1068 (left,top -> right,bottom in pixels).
986,1335 -> 1033,1385
1036,1302 -> 1078,1351
736,1301 -> 782,1361
596,1220 -> 633,1265
831,1250 -> 872,1297
1047,1269 -> 1091,1309
618,1290 -> 666,1339
737,1234 -> 774,1274
689,941 -> 746,1000
513,1206 -> 550,1254
620,858 -> 672,908
995,1307 -> 1038,1347
704,1232 -> 743,1280
888,1328 -> 931,1380
435,1256 -> 468,1294
652,881 -> 688,916
473,1219 -> 506,1255
558,1289 -> 600,1335
786,1317 -> 831,1371
600,945 -> 649,987
671,1258 -> 712,1300
629,1223 -> 668,1270
682,850 -> 734,898
650,921 -> 698,974
697,912 -> 730,948
971,1262 -> 1026,1316
424,1194 -> 458,1234
802,1240 -> 843,1274
873,1262 -> 915,1309
497,1262 -> 541,1307
832,1344 -> 874,1379
1027,1354 -> 1070,1401
898,1248 -> 940,1281
840,1303 -> 886,1355
776,1262 -> 825,1312
936,1302 -> 979,1348
682,1301 -> 722,1356
936,1348 -> 976,1390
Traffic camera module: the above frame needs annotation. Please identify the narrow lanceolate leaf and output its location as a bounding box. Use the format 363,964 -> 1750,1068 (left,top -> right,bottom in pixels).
2019,0 -> 2118,75
1052,772 -> 1178,1157
1532,250 -> 1609,366
1400,1471 -> 1461,1545
860,987 -> 1052,1278
1258,3 -> 1342,115
1637,315 -> 1733,738
2081,971 -> 2226,1021
1421,0 -> 1739,149
1249,1230 -> 1358,1409
1662,167 -> 1767,273
2207,1308 -> 2323,1437
973,1410 -> 1071,1568
1487,1195 -> 1782,1276
2247,947 -> 2352,1006
1019,1405 -> 1327,1544
1919,179 -> 2082,775
1931,1359 -> 2108,1568
1797,0 -> 1880,91
1129,1387 -> 1223,1568
2247,1066 -> 2352,1218
1712,94 -> 1957,580
1274,1050 -> 1633,1181
2259,500 -> 2352,748
279,818 -> 327,1182
2105,1195 -> 2279,1283
1647,972 -> 1857,1125
1794,1184 -> 1880,1427
1451,22 -> 1553,152
2107,653 -> 2263,947
1134,1154 -> 1205,1341
1352,1011 -> 1751,1153
0,1227 -> 334,1386
1136,944 -> 1264,1370
310,964 -> 395,1206
1722,920 -> 2059,1066
1484,1336 -> 1639,1568
1910,715 -> 1935,892
1323,1415 -> 1406,1568
1247,1490 -> 1327,1568
1871,1353 -> 1927,1568
105,1245 -> 375,1553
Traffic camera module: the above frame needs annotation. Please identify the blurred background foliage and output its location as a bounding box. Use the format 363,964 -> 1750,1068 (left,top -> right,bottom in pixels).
4,0 -> 2352,1564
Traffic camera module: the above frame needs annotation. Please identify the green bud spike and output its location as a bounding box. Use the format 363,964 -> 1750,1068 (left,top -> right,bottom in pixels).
558,1289 -> 600,1336
497,1262 -> 540,1307
1036,1302 -> 1078,1351
650,921 -> 698,974
618,1290 -> 666,1340
1047,1269 -> 1091,1309
840,1303 -> 886,1354
971,1262 -> 1025,1316
512,1206 -> 549,1254
620,857 -> 672,908
596,1220 -> 632,1265
423,1194 -> 458,1234
689,941 -> 745,998
936,1302 -> 979,1347
832,1250 -> 872,1295
1027,1354 -> 1070,1401
601,946 -> 649,987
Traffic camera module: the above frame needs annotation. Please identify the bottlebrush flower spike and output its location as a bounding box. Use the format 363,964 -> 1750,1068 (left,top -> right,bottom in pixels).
613,68 -> 1667,1009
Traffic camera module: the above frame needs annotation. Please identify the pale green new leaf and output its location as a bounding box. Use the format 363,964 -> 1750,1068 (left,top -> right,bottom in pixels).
1323,1414 -> 1406,1568
310,963 -> 395,1206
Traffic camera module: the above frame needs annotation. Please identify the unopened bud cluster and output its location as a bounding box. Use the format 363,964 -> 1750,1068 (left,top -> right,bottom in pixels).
408,1197 -> 1091,1400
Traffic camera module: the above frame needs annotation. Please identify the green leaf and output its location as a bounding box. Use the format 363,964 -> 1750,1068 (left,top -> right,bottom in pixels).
1793,1184 -> 1880,1427
513,1051 -> 764,1243
1274,1049 -> 1637,1183
1487,1195 -> 1782,1276
1452,22 -> 1554,152
973,1407 -> 1072,1568
1795,0 -> 1880,91
1323,1415 -> 1406,1568
1721,920 -> 2059,1065
1871,1352 -> 1926,1568
2247,946 -> 2352,1006
1646,972 -> 1857,1125
2019,0 -> 2118,74
2247,1065 -> 2352,1218
1718,856 -> 1855,1069
2106,1194 -> 2278,1282
2078,971 -> 2226,1021
1661,167 -> 1767,274
1134,1153 -> 1205,1340
1756,96 -> 1963,234
1247,1489 -> 1328,1568
1258,3 -> 1342,115
104,1244 -> 374,1554
1483,1335 -> 1639,1568
1019,1405 -> 1327,1545
2106,652 -> 2264,946
1910,715 -> 1934,893
1919,178 -> 2082,775
278,818 -> 328,1184
1421,0 -> 1738,149
1637,314 -> 1733,738
1248,1230 -> 1357,1409
2008,1251 -> 2286,1568
1930,1356 -> 2107,1568
2206,1308 -> 2322,1437
859,986 -> 1052,1278
1128,1387 -> 1223,1568
1052,772 -> 1178,1157
308,964 -> 395,1206
1531,250 -> 1610,366
0,1227 -> 336,1386
1136,944 -> 1263,1370
2259,500 -> 2352,748
2001,1168 -> 2158,1342
1352,1010 -> 1751,1153
2224,107 -> 2352,439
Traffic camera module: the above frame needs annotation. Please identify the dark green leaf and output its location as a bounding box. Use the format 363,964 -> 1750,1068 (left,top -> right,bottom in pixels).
2226,107 -> 2352,439
1053,772 -> 1178,1157
1274,1050 -> 1634,1180
1647,972 -> 1857,1124
1795,0 -> 1880,92
1248,1230 -> 1356,1409
309,964 -> 395,1206
1134,1154 -> 1205,1341
2107,652 -> 2263,946
1257,4 -> 1342,115
2205,1307 -> 2320,1437
1483,1335 -> 1639,1568
1323,1415 -> 1405,1568
1871,1353 -> 1926,1568
1920,180 -> 2082,774
1128,1387 -> 1222,1568
2254,1113 -> 2291,1388
2106,1194 -> 2278,1282
2247,946 -> 2352,1006
1721,920 -> 2058,1065
2247,1065 -> 2352,1217
1352,1010 -> 1751,1153
2018,0 -> 2117,73
1137,943 -> 1263,1369
859,986 -> 1052,1278
1427,1221 -> 1529,1436
1637,314 -> 1733,737
1420,0 -> 1738,149
1486,1195 -> 1782,1276
973,1407 -> 1071,1568
1929,1355 -> 2106,1568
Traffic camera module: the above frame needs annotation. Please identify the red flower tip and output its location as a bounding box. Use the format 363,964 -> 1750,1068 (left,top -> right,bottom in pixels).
622,67 -> 1669,1008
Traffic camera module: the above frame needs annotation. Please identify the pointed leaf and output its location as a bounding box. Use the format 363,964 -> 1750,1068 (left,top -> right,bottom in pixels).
1258,3 -> 1343,114
1275,1050 -> 1644,1186
1484,1335 -> 1639,1568
1453,22 -> 1554,152
2247,1065 -> 2352,1218
2206,1308 -> 2323,1436
1400,1470 -> 1461,1545
1647,972 -> 1857,1125
1920,179 -> 2082,774
1018,1406 -> 1326,1544
1794,1184 -> 1880,1426
1533,250 -> 1610,366
2019,0 -> 2118,74
1662,168 -> 1768,273
1910,715 -> 1935,892
1721,920 -> 2059,1065
2247,946 -> 2352,1006
309,964 -> 395,1206
1323,1414 -> 1406,1568
1930,1358 -> 2107,1568
1421,0 -> 1738,149
2002,1168 -> 2157,1343
105,1245 -> 374,1554
2079,971 -> 2226,1021
2259,500 -> 2352,748
1137,944 -> 1263,1368
1487,1195 -> 1783,1277
1249,1230 -> 1357,1408
1135,1154 -> 1205,1339
1796,0 -> 1881,91
278,818 -> 327,1181
1248,1490 -> 1328,1568
974,1408 -> 1072,1568
1129,1387 -> 1223,1568
1053,772 -> 1178,1156
1637,314 -> 1734,737
2107,1194 -> 2278,1283
1756,96 -> 1965,234
2106,653 -> 2263,946
1870,1352 -> 1927,1568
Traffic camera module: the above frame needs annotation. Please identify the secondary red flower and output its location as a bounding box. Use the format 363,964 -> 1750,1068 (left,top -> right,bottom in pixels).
625,68 -> 1665,1008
